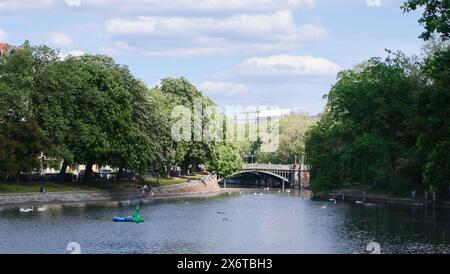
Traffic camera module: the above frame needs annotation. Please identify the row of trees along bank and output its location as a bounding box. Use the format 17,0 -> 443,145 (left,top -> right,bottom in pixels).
0,42 -> 243,183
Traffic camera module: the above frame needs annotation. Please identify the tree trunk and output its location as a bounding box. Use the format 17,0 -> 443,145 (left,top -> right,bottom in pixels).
59,160 -> 68,182
192,163 -> 198,175
83,162 -> 94,183
117,167 -> 124,181
181,163 -> 189,176
165,165 -> 172,178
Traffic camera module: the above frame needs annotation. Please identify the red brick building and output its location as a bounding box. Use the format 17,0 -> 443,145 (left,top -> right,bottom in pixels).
0,43 -> 10,56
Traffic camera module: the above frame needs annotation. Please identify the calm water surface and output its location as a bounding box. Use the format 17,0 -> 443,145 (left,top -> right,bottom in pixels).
0,190 -> 448,254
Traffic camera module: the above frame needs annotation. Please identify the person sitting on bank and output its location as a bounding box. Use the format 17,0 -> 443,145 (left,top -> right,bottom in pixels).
39,184 -> 46,194
141,184 -> 150,197
143,184 -> 150,193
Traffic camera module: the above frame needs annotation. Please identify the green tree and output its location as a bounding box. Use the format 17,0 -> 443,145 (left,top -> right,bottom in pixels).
33,54 -> 167,181
423,141 -> 450,192
418,46 -> 450,192
0,42 -> 51,181
31,50 -> 78,172
305,112 -> 345,192
340,133 -> 392,188
0,120 -> 49,181
147,87 -> 180,176
104,61 -> 167,176
257,114 -> 317,164
207,142 -> 243,179
402,0 -> 450,40
305,54 -> 426,194
34,55 -> 116,180
159,77 -> 215,175
0,41 -> 35,122
1,41 -> 244,184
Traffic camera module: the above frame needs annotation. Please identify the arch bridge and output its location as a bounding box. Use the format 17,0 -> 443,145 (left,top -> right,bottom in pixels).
221,164 -> 310,189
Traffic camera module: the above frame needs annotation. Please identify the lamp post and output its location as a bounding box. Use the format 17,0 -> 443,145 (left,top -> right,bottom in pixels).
247,153 -> 256,165
245,153 -> 255,165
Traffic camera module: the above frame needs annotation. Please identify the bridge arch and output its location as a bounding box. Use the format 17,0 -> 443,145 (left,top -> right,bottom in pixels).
219,170 -> 289,184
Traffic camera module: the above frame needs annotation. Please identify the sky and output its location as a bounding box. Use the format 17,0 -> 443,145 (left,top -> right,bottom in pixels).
0,0 -> 426,115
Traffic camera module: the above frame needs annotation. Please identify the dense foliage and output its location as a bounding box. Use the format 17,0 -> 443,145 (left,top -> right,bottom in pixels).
0,42 -> 242,182
305,0 -> 450,194
402,0 -> 450,41
247,114 -> 317,165
305,49 -> 449,194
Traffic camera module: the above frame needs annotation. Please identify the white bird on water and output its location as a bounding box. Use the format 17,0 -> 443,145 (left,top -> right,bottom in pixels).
321,204 -> 327,209
20,206 -> 34,213
355,201 -> 364,205
37,206 -> 48,212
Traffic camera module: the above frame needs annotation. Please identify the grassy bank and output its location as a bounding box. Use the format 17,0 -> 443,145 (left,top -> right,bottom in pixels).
0,174 -> 206,194
0,182 -> 138,194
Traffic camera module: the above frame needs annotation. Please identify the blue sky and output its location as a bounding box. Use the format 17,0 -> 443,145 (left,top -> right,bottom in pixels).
0,0 -> 425,114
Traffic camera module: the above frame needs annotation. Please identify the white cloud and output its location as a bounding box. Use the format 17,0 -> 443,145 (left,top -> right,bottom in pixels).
105,11 -> 326,43
68,50 -> 85,56
105,17 -> 155,36
229,55 -> 341,78
103,38 -> 299,58
139,42 -> 297,58
73,0 -> 315,12
1,0 -> 315,12
57,50 -> 85,60
48,32 -> 73,47
104,11 -> 327,58
0,0 -> 54,11
0,27 -> 8,41
65,0 -> 81,7
98,46 -> 120,56
97,41 -> 136,57
198,81 -> 248,96
142,47 -> 222,58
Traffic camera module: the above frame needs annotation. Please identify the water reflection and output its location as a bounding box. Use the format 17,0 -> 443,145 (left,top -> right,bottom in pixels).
0,191 -> 448,254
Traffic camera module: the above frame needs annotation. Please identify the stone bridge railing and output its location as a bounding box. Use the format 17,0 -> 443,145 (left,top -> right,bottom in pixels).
244,164 -> 294,171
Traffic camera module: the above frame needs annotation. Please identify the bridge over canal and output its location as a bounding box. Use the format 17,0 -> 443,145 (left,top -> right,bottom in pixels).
221,164 -> 310,189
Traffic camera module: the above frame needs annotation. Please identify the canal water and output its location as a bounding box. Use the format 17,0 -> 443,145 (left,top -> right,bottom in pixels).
0,190 -> 448,254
